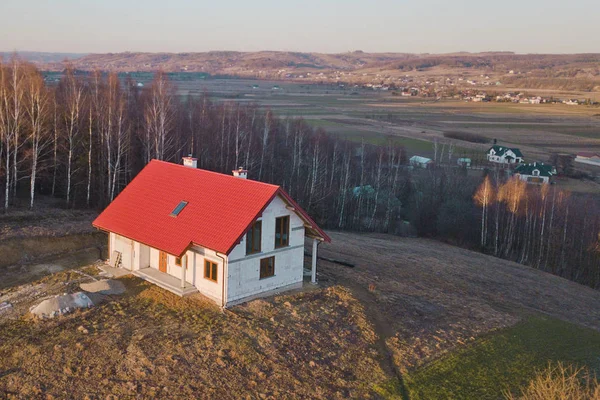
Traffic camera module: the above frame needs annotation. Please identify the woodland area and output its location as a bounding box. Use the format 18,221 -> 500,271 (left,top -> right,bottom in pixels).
1,57 -> 599,289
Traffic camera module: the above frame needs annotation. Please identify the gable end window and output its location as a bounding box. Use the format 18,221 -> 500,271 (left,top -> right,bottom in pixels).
204,260 -> 218,282
275,216 -> 290,248
260,256 -> 275,279
246,221 -> 262,255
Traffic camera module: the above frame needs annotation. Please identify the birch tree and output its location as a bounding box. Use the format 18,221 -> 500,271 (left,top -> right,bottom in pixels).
61,67 -> 84,206
24,65 -> 50,209
474,175 -> 495,247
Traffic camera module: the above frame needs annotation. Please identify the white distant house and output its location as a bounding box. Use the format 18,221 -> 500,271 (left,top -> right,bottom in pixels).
514,162 -> 556,184
529,97 -> 542,104
575,152 -> 600,167
93,158 -> 331,307
487,145 -> 524,164
410,155 -> 434,169
457,158 -> 471,167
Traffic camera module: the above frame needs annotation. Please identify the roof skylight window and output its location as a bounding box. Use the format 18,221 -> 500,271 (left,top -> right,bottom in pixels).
170,201 -> 188,217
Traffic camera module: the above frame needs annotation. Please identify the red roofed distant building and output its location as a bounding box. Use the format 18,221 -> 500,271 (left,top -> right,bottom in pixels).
575,152 -> 600,167
93,158 -> 330,307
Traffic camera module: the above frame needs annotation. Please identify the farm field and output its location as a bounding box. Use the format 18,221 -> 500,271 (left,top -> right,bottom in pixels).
155,76 -> 600,163
43,72 -> 600,165
2,231 -> 600,398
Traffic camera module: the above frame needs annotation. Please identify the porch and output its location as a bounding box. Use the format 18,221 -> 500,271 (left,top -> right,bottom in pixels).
133,267 -> 198,297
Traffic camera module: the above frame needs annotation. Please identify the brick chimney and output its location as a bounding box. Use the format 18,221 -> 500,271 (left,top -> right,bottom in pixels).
232,167 -> 248,179
182,154 -> 198,168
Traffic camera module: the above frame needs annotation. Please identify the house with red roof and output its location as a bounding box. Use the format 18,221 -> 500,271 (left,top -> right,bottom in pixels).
575,152 -> 600,167
93,157 -> 330,307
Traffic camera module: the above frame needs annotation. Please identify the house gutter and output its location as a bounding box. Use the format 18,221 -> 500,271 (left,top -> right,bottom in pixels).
216,252 -> 227,308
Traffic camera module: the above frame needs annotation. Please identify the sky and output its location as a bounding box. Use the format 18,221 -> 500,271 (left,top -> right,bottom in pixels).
1,0 -> 599,54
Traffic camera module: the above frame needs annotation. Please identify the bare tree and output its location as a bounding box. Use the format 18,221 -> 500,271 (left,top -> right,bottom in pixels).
143,71 -> 175,162
61,66 -> 84,206
24,65 -> 51,209
474,175 -> 495,247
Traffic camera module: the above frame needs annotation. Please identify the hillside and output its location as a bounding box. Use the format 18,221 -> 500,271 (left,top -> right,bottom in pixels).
0,51 -> 86,64
39,51 -> 600,91
1,232 -> 600,398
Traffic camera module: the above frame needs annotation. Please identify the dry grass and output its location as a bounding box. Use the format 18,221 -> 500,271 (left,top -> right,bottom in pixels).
505,362 -> 600,400
318,232 -> 600,372
3,230 -> 600,398
0,273 -> 394,399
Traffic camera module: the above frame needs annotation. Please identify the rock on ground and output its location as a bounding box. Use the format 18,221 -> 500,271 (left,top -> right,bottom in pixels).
30,292 -> 94,319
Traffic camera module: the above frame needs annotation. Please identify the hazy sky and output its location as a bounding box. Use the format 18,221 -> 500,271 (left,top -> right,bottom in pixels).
1,0 -> 599,54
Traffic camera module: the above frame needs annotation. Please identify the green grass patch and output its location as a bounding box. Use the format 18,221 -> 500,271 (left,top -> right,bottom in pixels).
406,316 -> 600,400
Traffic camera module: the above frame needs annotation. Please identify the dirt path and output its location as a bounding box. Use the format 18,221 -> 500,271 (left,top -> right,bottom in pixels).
321,264 -> 411,399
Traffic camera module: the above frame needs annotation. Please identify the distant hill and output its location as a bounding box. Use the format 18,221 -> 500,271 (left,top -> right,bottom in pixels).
6,50 -> 600,91
0,51 -> 86,64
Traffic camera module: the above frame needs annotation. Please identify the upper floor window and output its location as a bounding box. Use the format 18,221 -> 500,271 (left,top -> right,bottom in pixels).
246,220 -> 262,255
275,216 -> 290,248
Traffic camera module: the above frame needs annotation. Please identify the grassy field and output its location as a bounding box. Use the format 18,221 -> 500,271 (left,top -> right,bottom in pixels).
407,316 -> 600,399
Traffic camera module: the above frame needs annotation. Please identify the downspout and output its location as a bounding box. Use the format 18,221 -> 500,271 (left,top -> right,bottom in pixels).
216,252 -> 227,308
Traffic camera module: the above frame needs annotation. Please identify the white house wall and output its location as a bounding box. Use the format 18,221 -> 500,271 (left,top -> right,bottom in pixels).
187,246 -> 224,304
146,244 -> 223,303
111,233 -> 134,270
106,195 -> 309,306
226,195 -> 306,304
149,248 -> 160,270
575,157 -> 600,167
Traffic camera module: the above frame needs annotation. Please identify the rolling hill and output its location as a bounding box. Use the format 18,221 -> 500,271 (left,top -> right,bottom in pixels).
19,50 -> 600,91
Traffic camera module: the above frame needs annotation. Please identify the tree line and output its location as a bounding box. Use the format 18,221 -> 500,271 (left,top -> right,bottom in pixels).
474,174 -> 600,288
1,57 -> 599,289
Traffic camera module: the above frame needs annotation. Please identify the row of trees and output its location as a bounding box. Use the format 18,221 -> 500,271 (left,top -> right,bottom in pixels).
0,57 -> 407,230
475,175 -> 600,288
1,57 -> 599,289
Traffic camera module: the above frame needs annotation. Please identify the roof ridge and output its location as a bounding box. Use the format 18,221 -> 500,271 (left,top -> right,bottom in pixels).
150,159 -> 281,189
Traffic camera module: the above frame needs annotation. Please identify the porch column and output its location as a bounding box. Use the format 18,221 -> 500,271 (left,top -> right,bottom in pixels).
181,255 -> 186,289
311,238 -> 318,284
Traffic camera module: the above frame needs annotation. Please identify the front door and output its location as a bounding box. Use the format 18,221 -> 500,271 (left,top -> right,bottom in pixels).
159,251 -> 168,273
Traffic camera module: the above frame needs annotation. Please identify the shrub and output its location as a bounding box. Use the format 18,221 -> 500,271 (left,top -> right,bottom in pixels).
504,362 -> 600,400
443,131 -> 489,143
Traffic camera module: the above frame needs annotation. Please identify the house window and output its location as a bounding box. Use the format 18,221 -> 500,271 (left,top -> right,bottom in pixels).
246,221 -> 262,255
275,216 -> 290,248
260,256 -> 275,279
204,260 -> 218,282
175,257 -> 182,266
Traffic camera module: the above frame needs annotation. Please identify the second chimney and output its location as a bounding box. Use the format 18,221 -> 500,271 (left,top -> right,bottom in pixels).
182,154 -> 198,168
232,167 -> 248,179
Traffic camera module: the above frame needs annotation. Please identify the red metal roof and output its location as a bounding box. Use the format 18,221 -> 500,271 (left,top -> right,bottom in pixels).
93,160 -> 330,256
